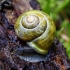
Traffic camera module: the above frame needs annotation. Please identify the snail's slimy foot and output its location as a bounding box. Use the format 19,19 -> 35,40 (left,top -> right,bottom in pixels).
16,47 -> 47,62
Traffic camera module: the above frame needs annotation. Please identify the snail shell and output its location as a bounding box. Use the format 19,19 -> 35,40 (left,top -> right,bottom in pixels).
14,10 -> 56,54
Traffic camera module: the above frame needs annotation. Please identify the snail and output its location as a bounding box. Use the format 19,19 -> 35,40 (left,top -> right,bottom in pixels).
14,10 -> 56,54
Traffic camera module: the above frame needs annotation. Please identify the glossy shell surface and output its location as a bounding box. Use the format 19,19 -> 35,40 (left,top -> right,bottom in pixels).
14,10 -> 56,54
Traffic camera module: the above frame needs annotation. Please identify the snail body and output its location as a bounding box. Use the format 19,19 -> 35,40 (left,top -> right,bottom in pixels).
14,10 -> 56,54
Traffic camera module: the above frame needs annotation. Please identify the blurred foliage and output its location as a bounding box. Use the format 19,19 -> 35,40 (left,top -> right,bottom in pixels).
38,0 -> 70,57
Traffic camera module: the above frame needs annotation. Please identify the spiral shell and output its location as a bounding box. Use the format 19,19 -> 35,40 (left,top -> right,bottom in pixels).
14,10 -> 56,54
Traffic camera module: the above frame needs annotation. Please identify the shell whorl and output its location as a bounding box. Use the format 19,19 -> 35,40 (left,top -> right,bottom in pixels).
22,15 -> 39,29
14,10 -> 56,54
